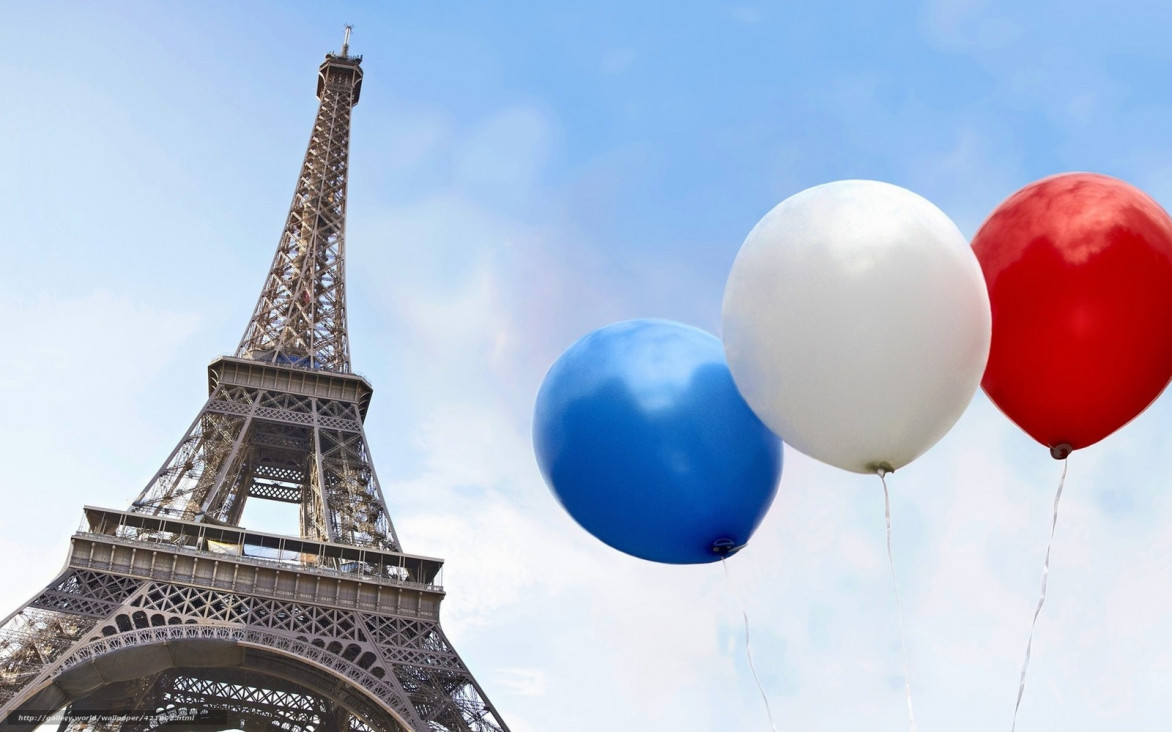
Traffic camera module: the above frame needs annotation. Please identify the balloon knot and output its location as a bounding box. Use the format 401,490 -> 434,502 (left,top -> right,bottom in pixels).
868,461 -> 895,478
711,537 -> 745,557
1049,443 -> 1073,460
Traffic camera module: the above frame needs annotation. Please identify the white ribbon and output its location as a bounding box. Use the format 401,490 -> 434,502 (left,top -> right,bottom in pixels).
1011,457 -> 1068,731
879,469 -> 919,732
721,556 -> 778,732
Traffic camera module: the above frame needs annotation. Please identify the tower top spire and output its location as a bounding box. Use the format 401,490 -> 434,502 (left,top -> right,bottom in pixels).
235,41 -> 363,372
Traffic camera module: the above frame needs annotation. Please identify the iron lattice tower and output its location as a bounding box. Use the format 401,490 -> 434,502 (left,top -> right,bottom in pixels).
0,31 -> 510,732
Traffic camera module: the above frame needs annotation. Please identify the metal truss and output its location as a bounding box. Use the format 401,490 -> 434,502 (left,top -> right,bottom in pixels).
129,372 -> 398,552
0,537 -> 508,731
127,669 -> 352,732
236,48 -> 360,373
0,33 -> 510,732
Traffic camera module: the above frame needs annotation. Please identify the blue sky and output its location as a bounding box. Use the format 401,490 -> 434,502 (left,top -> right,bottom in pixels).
6,2 -> 1172,730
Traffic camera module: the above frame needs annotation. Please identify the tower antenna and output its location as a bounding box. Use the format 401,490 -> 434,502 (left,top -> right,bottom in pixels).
342,24 -> 353,56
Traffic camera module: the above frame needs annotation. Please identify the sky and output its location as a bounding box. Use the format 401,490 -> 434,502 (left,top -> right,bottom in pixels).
5,1 -> 1172,730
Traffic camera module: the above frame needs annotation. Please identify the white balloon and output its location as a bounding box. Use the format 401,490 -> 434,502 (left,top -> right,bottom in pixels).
721,180 -> 991,474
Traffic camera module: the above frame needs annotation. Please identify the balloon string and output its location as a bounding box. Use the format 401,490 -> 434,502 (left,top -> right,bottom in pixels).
720,556 -> 778,732
1010,456 -> 1068,731
879,470 -> 918,732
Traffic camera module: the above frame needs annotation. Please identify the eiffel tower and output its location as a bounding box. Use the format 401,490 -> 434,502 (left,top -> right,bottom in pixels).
0,29 -> 510,732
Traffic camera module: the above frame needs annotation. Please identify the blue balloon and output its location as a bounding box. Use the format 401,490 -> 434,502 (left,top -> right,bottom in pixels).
533,319 -> 782,564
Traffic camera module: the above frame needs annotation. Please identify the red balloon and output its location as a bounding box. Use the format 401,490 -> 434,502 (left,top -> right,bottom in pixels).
972,172 -> 1172,456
